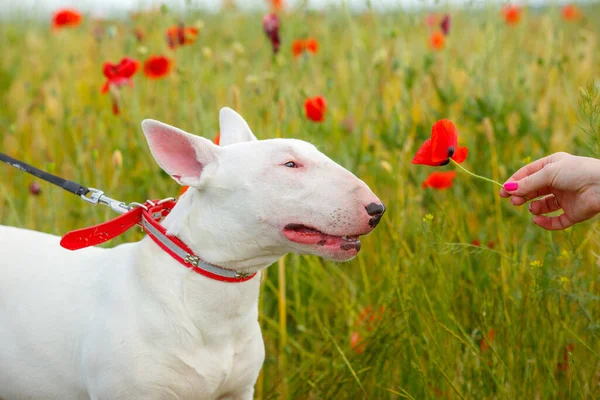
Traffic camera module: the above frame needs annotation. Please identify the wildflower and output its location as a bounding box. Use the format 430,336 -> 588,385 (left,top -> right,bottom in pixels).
503,5 -> 522,25
529,260 -> 543,268
143,55 -> 173,79
292,38 -> 319,57
561,4 -> 580,21
412,120 -> 468,166
166,24 -> 199,49
350,331 -> 365,354
291,40 -> 304,57
262,13 -> 281,54
487,241 -> 495,249
112,150 -> 123,168
557,344 -> 574,372
341,116 -> 355,133
306,38 -> 319,54
101,57 -> 140,94
472,239 -> 481,246
202,47 -> 213,59
134,28 -> 144,42
422,213 -> 434,223
422,171 -> 456,190
304,96 -> 327,122
440,14 -> 451,36
480,328 -> 495,352
557,276 -> 569,286
269,0 -> 284,12
380,160 -> 392,173
52,9 -> 82,29
429,31 -> 445,50
29,182 -> 42,196
350,305 -> 385,354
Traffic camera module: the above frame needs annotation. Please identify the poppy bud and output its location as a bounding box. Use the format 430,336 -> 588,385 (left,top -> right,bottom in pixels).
29,182 -> 42,196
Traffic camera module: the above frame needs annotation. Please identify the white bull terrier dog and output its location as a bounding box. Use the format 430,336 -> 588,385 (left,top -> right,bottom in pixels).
0,108 -> 385,400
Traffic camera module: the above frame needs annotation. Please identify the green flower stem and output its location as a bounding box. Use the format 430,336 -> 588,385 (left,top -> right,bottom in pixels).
450,159 -> 504,188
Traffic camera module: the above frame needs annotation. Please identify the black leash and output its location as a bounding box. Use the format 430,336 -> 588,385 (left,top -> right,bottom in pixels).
0,152 -> 89,197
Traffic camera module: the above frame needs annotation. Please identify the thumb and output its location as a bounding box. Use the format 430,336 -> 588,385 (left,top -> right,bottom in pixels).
504,165 -> 555,197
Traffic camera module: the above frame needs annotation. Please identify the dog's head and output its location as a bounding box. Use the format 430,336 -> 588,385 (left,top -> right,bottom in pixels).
141,108 -> 384,269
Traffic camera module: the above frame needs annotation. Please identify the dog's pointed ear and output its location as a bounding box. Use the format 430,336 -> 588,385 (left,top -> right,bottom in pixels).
218,107 -> 258,146
141,119 -> 220,187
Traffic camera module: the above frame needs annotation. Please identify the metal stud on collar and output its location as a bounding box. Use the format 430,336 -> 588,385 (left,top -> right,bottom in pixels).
184,254 -> 200,267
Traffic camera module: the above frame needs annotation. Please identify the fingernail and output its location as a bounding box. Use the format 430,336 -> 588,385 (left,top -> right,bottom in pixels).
504,182 -> 518,191
528,202 -> 534,214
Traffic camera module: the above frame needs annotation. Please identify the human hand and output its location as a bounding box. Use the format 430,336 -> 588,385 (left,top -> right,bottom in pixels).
499,152 -> 600,230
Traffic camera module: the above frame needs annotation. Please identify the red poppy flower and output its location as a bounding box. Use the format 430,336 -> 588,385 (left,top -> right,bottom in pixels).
263,13 -> 281,54
472,239 -> 481,246
143,55 -> 173,79
29,182 -> 42,196
306,38 -> 319,53
304,96 -> 327,122
440,14 -> 451,36
52,9 -> 82,29
503,5 -> 521,25
166,24 -> 199,49
412,120 -> 468,166
350,305 -> 385,354
292,38 -> 319,57
557,343 -> 574,372
134,28 -> 144,42
422,171 -> 456,190
429,31 -> 445,50
561,4 -> 580,21
101,57 -> 139,94
480,328 -> 495,352
291,40 -> 304,57
269,0 -> 284,12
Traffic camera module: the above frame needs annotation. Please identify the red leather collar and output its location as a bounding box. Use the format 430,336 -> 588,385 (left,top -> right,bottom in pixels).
60,200 -> 257,283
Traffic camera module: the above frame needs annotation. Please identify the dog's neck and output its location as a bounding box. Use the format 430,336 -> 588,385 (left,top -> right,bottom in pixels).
159,188 -> 283,273
130,188 -> 279,334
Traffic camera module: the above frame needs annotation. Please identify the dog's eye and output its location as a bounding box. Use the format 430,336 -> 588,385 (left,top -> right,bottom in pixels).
283,161 -> 297,168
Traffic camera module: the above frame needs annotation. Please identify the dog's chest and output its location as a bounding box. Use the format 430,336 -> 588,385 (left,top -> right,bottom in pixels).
143,328 -> 264,399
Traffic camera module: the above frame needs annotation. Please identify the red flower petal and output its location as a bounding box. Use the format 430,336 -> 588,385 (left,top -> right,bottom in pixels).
118,58 -> 139,78
411,139 -> 438,166
143,55 -> 173,79
452,145 -> 468,163
292,39 -> 305,57
430,120 -> 458,163
304,96 -> 327,122
422,171 -> 456,189
52,9 -> 82,29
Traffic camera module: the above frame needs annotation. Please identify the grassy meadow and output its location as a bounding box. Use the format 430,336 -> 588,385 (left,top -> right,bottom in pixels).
1,2 -> 600,398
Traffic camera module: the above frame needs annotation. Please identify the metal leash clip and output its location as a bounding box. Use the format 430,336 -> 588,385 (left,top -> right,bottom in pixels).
80,188 -> 131,214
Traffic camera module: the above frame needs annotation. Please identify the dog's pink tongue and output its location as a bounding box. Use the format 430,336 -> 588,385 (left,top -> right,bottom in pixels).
283,229 -> 329,245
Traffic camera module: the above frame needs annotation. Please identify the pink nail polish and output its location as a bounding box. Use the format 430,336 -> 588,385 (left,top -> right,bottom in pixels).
504,182 -> 518,191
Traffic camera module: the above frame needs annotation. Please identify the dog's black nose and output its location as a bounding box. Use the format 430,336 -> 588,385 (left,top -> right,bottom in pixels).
366,202 -> 386,227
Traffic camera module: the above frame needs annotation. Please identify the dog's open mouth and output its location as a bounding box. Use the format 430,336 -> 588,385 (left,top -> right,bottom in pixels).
283,224 -> 361,252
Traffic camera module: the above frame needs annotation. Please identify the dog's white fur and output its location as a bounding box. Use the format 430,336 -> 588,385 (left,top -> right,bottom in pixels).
0,108 -> 382,400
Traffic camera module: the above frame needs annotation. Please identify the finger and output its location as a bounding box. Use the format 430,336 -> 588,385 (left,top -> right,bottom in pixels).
504,154 -> 555,183
510,195 -> 528,206
528,195 -> 562,215
532,213 -> 574,231
500,153 -> 564,198
509,187 -> 553,206
503,166 -> 556,199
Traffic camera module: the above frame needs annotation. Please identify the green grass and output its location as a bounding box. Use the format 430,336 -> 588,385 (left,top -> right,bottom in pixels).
1,3 -> 599,398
